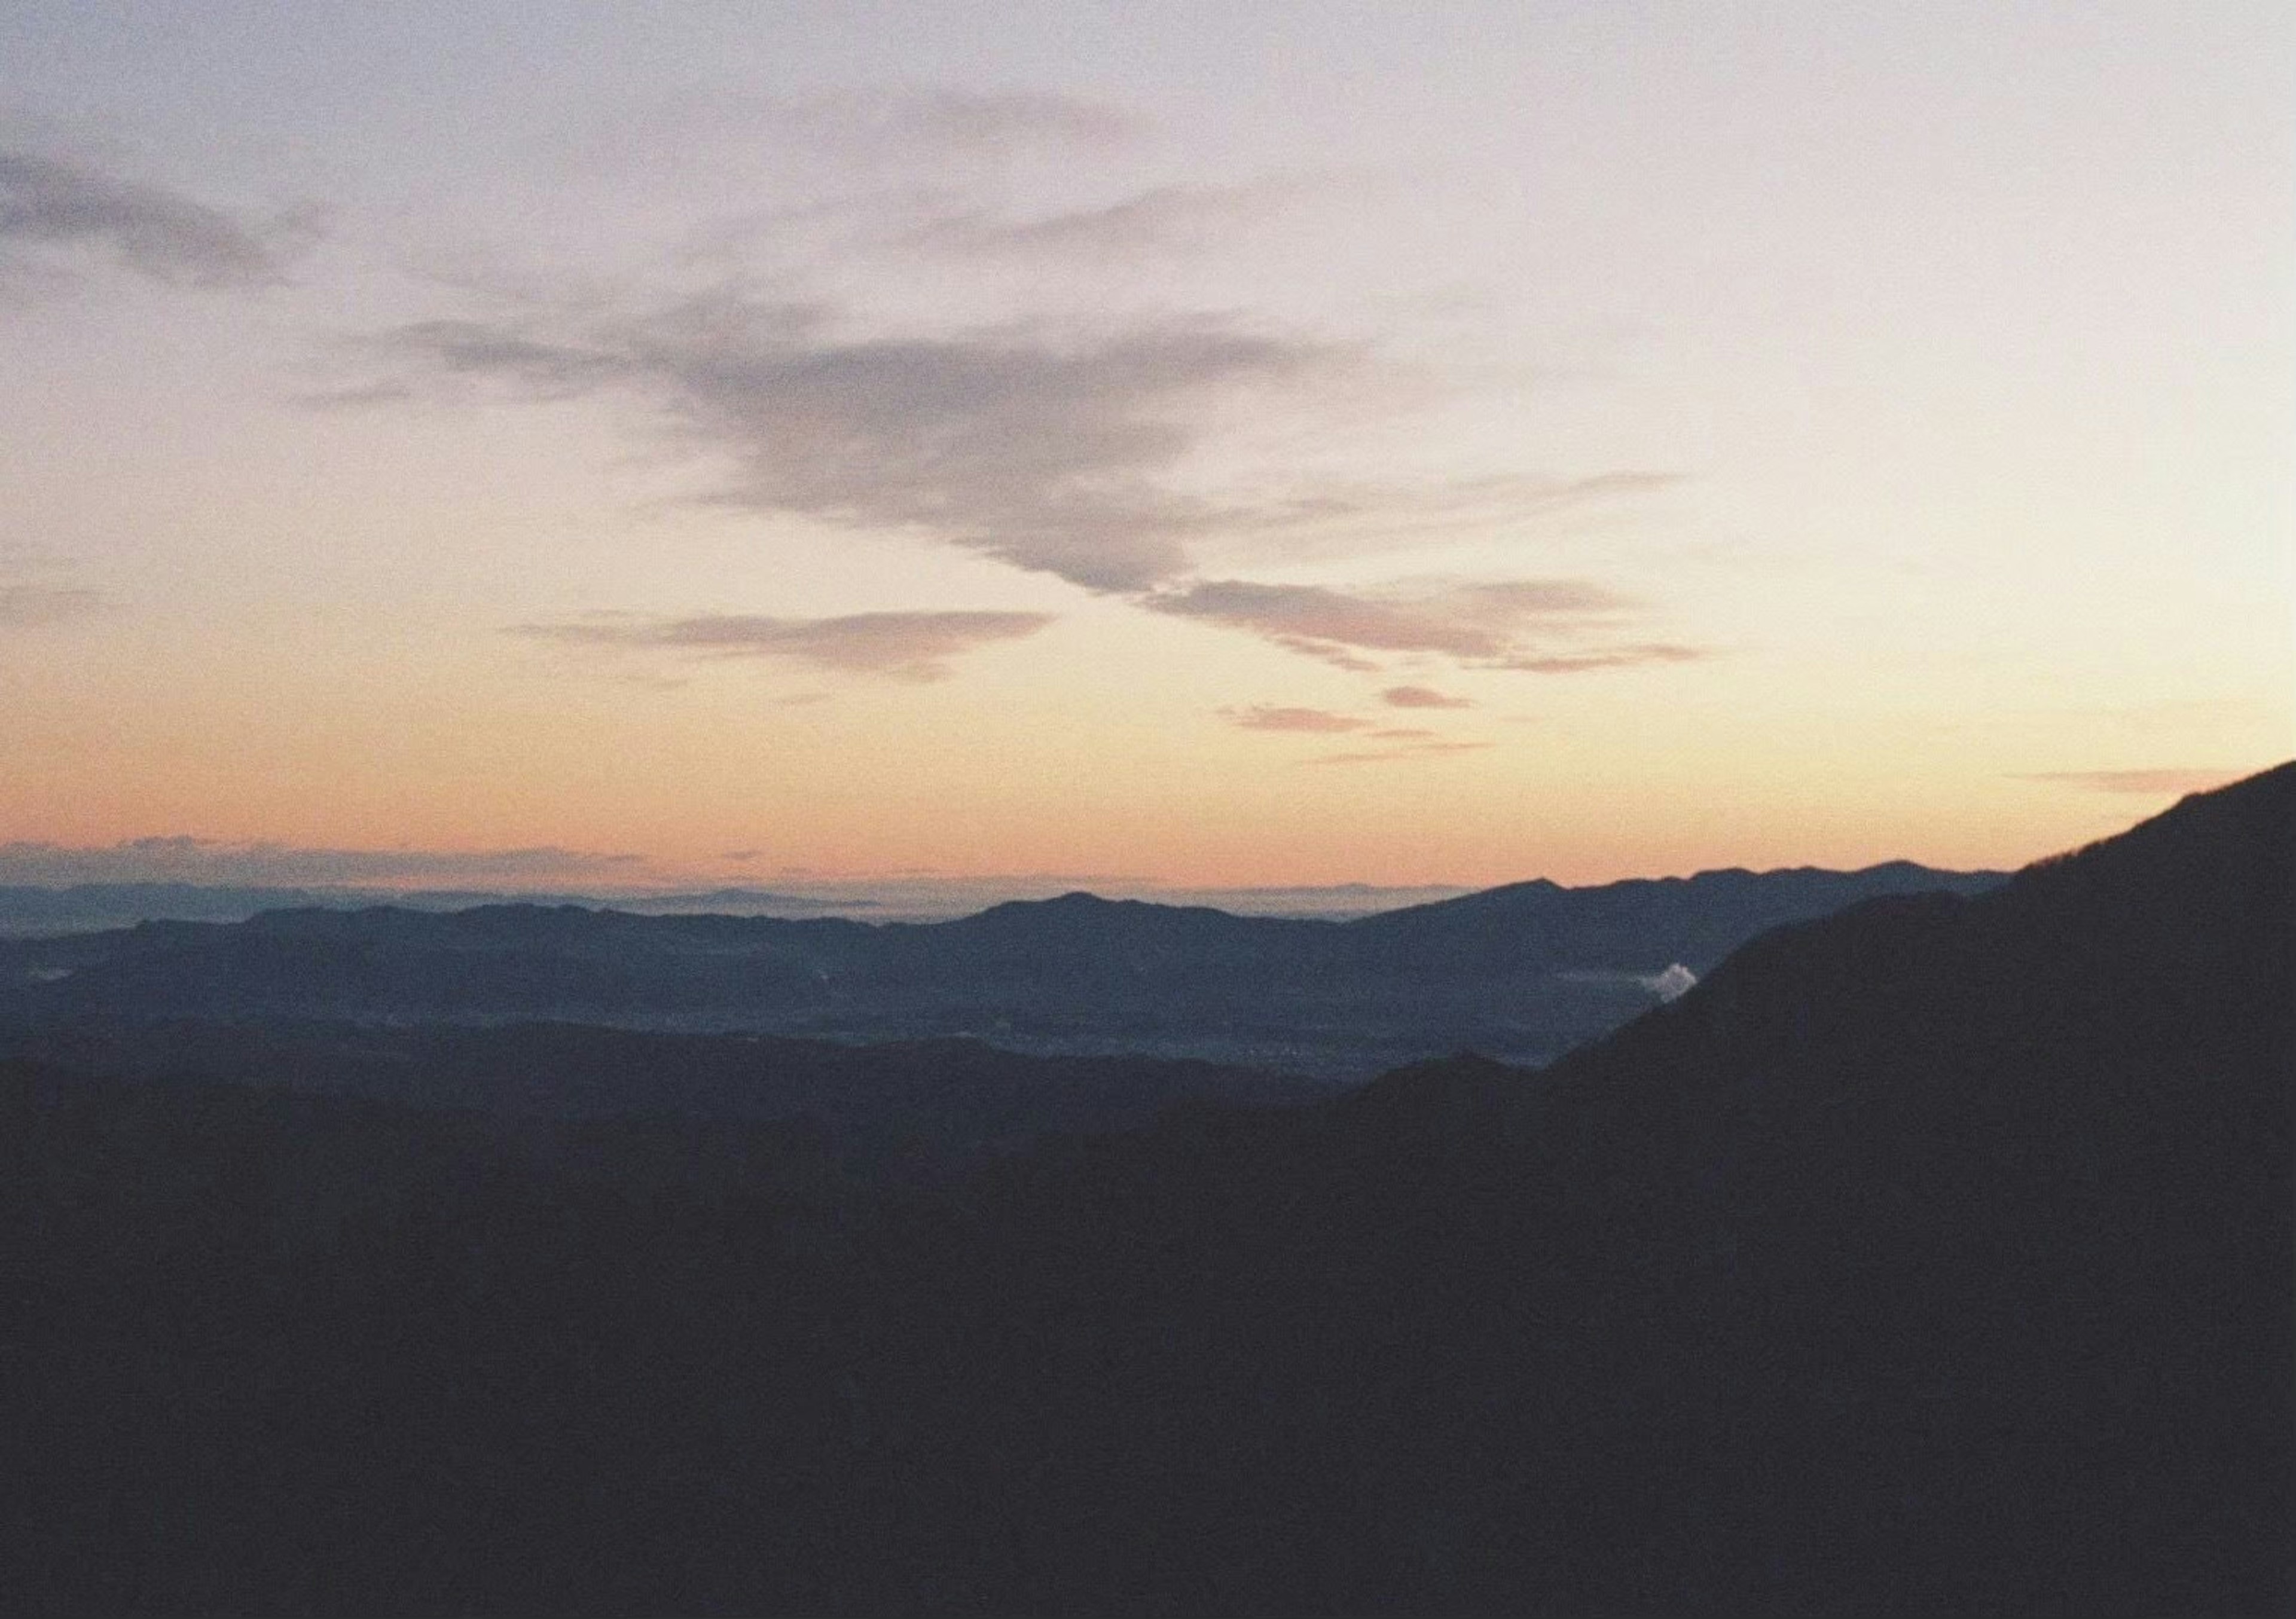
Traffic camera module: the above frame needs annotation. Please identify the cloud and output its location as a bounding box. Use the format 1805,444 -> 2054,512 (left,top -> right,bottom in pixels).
1207,470 -> 1688,564
512,608 -> 1054,682
1253,470 -> 1684,529
1223,705 -> 1369,733
2013,768 -> 2248,796
375,295 -> 1347,592
1380,685 -> 1472,710
782,86 -> 1141,157
650,86 -> 1144,170
1493,643 -> 1709,673
1303,740 -> 1495,766
0,149 -> 299,289
896,182 -> 1290,262
1144,576 -> 1671,670
0,584 -> 104,628
0,836 -> 643,887
350,163 -> 1692,659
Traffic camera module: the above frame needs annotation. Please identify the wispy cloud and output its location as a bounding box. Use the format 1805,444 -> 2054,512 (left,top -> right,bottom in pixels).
895,181 -> 1292,262
778,86 -> 1142,157
0,149 -> 302,289
376,294 -> 1347,592
0,584 -> 105,628
1143,576 -> 1688,673
1303,740 -> 1495,766
581,85 -> 1144,181
0,836 -> 644,887
1494,643 -> 1709,674
512,607 -> 1054,682
1381,685 -> 1471,709
351,125 -> 1696,667
1220,470 -> 1687,553
1223,705 -> 1369,733
2013,768 -> 2248,796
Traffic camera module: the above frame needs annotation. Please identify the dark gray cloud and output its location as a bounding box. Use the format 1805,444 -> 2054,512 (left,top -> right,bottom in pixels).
2013,768 -> 2247,796
0,584 -> 105,628
0,835 -> 642,887
1381,685 -> 1471,709
513,607 -> 1054,682
0,149 -> 297,288
378,294 -> 1344,592
1223,705 -> 1369,734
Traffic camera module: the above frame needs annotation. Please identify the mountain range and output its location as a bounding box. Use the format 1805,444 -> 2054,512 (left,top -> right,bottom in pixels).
1,765 -> 2285,1614
1,860 -> 2004,1074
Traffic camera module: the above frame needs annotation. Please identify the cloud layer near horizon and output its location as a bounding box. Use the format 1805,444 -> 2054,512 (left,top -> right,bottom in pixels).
0,836 -> 643,887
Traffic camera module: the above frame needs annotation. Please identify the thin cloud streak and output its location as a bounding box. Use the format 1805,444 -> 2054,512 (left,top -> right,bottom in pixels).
579,85 -> 1144,179
1223,705 -> 1369,733
777,85 -> 1142,156
896,181 -> 1293,262
1381,685 -> 1471,709
0,584 -> 105,628
1495,643 -> 1709,674
514,608 -> 1054,682
1144,576 -> 1688,673
1303,740 -> 1495,766
1229,469 -> 1687,540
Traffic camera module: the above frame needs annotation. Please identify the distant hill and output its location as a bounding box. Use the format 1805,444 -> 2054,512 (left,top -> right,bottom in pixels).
0,860 -> 2002,1074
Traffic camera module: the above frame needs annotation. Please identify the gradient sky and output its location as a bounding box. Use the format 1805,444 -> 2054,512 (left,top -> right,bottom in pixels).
2,2 -> 2289,899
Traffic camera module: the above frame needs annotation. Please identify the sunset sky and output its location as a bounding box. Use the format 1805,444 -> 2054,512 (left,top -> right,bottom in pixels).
2,2 -> 2288,903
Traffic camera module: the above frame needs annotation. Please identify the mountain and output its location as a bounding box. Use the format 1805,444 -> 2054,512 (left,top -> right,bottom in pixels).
0,861 -> 2002,1074
0,883 -> 883,937
1,766 -> 2283,1615
1346,858 -> 2003,972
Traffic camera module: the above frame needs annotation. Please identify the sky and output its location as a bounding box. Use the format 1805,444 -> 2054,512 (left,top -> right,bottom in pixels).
1,2 -> 2289,903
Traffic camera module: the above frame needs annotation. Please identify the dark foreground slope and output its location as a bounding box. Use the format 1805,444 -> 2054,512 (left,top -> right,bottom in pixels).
781,763 -> 2292,1616
0,1018 -> 1342,1186
2,768 -> 2286,1615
